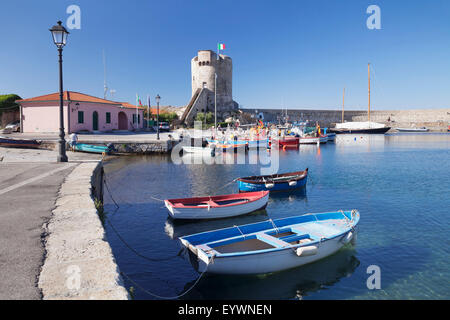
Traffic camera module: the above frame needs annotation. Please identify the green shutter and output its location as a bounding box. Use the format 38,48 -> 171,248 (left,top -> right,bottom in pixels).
78,111 -> 84,124
106,112 -> 111,124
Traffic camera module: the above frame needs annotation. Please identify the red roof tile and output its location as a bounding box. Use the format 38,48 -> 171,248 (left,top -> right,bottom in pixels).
17,91 -> 122,105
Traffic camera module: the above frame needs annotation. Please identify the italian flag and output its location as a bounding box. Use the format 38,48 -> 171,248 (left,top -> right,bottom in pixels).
218,43 -> 225,51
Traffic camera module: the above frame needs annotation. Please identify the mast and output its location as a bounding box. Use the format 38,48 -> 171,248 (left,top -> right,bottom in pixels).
103,49 -> 108,100
342,87 -> 345,123
368,63 -> 371,123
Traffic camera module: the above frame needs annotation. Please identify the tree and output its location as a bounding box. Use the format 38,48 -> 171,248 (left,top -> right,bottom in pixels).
0,94 -> 21,115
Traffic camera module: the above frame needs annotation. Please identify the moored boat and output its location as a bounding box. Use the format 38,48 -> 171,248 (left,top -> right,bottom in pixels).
237,169 -> 308,192
164,191 -> 269,220
0,136 -> 41,148
180,210 -> 360,274
396,127 -> 429,132
326,133 -> 336,141
299,136 -> 320,144
72,143 -> 113,154
182,146 -> 216,156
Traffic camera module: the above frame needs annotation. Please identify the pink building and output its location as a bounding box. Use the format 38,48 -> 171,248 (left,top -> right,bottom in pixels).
17,91 -> 145,133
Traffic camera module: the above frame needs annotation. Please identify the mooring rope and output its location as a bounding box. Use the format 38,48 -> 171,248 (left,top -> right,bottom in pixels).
102,176 -> 183,262
120,255 -> 213,300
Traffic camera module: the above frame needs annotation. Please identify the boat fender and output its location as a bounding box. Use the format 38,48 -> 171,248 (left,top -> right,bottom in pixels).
288,181 -> 297,187
295,245 -> 318,257
341,231 -> 353,244
265,183 -> 274,189
350,232 -> 357,245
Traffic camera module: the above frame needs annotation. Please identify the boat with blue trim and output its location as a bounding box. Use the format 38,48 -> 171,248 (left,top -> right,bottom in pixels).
72,143 -> 114,154
180,210 -> 360,274
237,169 -> 308,192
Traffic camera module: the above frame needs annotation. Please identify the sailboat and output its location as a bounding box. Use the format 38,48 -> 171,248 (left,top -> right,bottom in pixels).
329,64 -> 391,134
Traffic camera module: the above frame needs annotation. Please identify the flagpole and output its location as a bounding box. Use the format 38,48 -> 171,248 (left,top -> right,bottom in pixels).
147,95 -> 150,131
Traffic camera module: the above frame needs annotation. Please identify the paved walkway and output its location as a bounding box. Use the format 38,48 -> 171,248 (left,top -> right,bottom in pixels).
0,147 -> 101,299
0,163 -> 76,299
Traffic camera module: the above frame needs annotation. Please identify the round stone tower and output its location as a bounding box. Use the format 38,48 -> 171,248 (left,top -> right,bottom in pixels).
191,50 -> 237,114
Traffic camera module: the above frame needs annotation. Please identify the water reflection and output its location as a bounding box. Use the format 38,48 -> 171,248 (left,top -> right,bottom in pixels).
180,246 -> 360,300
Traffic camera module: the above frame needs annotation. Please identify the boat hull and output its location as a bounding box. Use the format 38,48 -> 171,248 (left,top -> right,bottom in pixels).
196,233 -> 354,274
73,143 -> 111,154
0,137 -> 40,149
180,210 -> 360,275
238,176 -> 307,192
396,128 -> 429,132
238,169 -> 308,192
328,127 -> 391,134
165,192 -> 269,220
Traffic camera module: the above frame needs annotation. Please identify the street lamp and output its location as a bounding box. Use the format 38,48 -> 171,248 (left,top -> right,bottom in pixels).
49,21 -> 69,162
155,94 -> 161,140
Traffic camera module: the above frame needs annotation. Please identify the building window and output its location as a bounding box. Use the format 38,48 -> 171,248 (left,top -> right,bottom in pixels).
132,114 -> 136,123
138,114 -> 140,124
78,111 -> 84,124
106,112 -> 111,124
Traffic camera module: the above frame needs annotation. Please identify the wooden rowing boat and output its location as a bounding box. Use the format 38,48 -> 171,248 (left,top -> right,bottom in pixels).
164,191 -> 269,220
237,169 -> 308,192
0,136 -> 41,149
180,210 -> 360,274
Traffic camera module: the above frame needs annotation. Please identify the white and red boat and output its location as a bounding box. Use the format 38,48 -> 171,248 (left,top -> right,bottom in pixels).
164,191 -> 269,220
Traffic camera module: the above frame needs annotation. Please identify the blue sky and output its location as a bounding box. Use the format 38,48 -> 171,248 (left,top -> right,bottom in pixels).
0,0 -> 449,110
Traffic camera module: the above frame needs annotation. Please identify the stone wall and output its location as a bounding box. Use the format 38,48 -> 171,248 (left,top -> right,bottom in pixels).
38,162 -> 129,300
0,109 -> 19,128
242,108 -> 450,130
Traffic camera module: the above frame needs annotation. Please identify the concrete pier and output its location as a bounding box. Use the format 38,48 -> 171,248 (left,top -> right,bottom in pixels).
38,162 -> 129,300
0,147 -> 129,300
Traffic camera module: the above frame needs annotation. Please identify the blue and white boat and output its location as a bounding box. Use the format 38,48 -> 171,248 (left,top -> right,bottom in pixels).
180,210 -> 360,274
237,169 -> 308,192
206,138 -> 268,149
72,143 -> 114,154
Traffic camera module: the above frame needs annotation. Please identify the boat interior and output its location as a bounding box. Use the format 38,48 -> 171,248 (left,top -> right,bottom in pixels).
182,211 -> 357,257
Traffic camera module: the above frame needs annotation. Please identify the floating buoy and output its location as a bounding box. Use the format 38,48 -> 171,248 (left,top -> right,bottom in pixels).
295,245 -> 318,257
265,183 -> 274,189
288,181 -> 297,187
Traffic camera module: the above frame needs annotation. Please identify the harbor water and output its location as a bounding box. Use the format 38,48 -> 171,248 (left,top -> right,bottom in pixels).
103,133 -> 450,300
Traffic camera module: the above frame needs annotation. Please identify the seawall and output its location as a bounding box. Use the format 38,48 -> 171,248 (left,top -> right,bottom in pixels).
242,108 -> 450,130
38,161 -> 129,300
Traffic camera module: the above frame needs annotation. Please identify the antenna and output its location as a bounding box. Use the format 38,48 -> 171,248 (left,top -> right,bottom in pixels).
103,49 -> 108,99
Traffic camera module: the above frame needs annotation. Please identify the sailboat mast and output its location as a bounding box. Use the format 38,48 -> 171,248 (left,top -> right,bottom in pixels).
368,63 -> 371,123
342,87 -> 345,123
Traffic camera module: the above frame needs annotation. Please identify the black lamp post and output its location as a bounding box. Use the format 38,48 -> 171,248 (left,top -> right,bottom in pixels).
155,94 -> 161,140
50,21 -> 69,162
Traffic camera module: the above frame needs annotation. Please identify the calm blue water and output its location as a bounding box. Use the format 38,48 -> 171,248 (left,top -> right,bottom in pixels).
103,133 -> 450,300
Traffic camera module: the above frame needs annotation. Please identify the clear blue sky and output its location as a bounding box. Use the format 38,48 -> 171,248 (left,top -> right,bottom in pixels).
1,0 -> 449,110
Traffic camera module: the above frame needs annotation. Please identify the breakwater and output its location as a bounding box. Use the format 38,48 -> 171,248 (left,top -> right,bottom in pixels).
242,108 -> 450,130
38,162 -> 129,300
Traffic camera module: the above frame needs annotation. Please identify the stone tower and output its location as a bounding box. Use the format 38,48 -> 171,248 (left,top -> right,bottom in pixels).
190,50 -> 238,116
